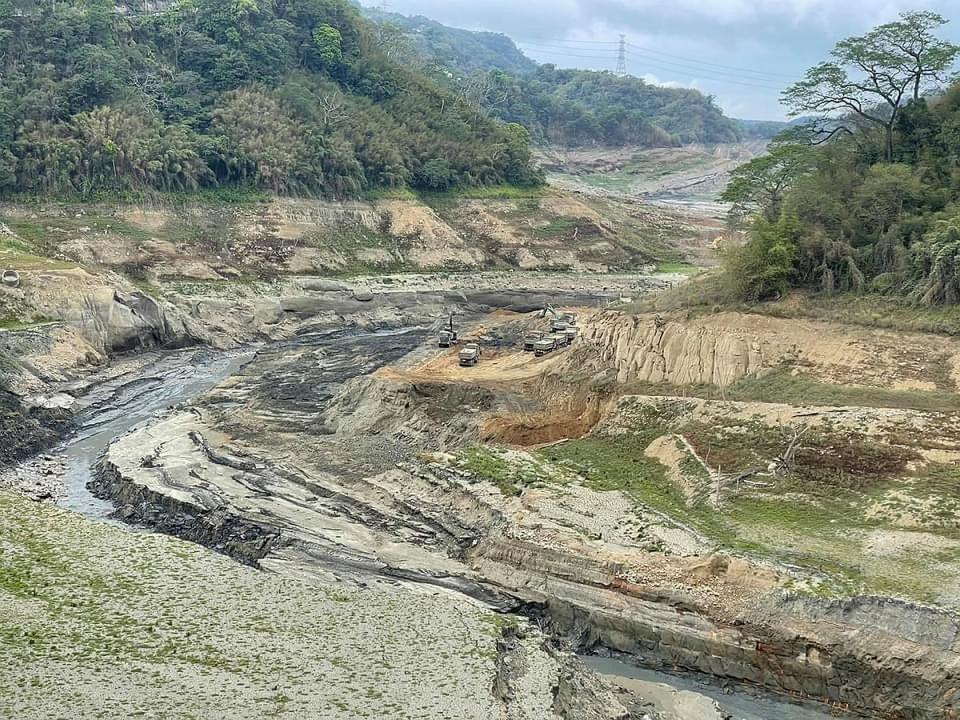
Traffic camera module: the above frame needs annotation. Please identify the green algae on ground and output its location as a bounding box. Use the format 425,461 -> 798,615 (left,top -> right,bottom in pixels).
0,492 -> 503,720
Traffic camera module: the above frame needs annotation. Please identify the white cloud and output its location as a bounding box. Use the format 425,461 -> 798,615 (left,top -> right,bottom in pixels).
640,73 -> 700,90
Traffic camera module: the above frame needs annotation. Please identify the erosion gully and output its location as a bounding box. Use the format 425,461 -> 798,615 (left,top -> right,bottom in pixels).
48,325 -> 842,720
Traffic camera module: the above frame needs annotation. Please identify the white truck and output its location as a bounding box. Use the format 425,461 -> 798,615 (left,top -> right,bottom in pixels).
459,343 -> 482,366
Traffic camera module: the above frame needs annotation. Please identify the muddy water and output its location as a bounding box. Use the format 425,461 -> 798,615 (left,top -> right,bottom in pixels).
57,348 -> 254,521
584,656 -> 849,720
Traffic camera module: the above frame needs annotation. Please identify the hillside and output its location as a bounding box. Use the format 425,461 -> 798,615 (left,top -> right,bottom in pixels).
363,8 -> 743,148
364,9 -> 537,77
718,13 -> 960,312
0,0 -> 541,199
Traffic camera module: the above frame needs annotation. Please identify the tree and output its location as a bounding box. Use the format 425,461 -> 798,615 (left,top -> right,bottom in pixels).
853,163 -> 922,236
888,12 -> 960,102
783,12 -> 960,160
913,218 -> 960,305
721,143 -> 817,222
312,23 -> 341,67
414,158 -> 453,191
724,207 -> 801,302
212,88 -> 308,194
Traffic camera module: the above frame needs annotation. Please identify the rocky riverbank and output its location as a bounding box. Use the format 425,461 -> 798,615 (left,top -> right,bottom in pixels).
82,305 -> 960,719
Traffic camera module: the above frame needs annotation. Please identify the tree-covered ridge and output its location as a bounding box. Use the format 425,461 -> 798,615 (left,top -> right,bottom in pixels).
364,8 -> 537,78
484,66 -> 743,147
360,9 -> 743,148
0,0 -> 542,198
721,12 -> 960,307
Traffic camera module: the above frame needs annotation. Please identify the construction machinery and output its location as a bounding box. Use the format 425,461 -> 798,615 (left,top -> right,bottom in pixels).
533,336 -> 556,357
538,303 -> 557,319
459,342 -> 482,366
438,312 -> 459,347
551,318 -> 570,332
523,331 -> 545,352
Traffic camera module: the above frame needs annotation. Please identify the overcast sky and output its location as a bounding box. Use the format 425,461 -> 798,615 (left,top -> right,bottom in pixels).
370,0 -> 960,120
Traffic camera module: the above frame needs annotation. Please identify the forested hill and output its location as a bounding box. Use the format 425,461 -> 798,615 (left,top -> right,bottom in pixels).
364,9 -> 536,77
720,12 -> 960,309
364,6 -> 743,148
0,0 -> 542,198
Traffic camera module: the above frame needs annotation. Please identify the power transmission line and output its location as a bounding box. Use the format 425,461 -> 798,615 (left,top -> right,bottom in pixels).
517,36 -> 621,46
517,36 -> 795,81
630,58 -> 785,90
615,34 -> 627,76
518,42 -> 620,56
623,52 -> 787,88
626,42 -> 795,79
519,37 -> 788,90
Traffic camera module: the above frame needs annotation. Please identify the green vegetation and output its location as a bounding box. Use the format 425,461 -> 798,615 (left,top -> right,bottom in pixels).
654,262 -> 702,276
365,10 -> 536,77
0,0 -> 542,200
477,66 -> 742,148
614,371 -> 960,413
364,10 -> 742,148
721,12 -> 960,309
727,368 -> 960,412
458,445 -> 574,496
531,399 -> 958,600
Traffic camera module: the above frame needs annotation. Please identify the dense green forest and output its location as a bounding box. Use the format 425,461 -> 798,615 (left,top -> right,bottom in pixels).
721,12 -> 960,307
0,0 -> 542,198
364,9 -> 536,77
475,66 -> 743,147
365,7 -> 744,148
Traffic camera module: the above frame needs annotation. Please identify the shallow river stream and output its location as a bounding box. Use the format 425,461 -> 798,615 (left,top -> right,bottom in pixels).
50,331 -> 848,720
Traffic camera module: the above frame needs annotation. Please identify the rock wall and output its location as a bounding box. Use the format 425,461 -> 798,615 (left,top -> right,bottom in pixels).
478,545 -> 960,719
576,311 -> 770,387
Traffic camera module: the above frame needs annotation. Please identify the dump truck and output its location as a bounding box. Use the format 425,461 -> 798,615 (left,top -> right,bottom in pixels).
533,337 -> 556,357
523,331 -> 545,352
438,313 -> 458,347
459,342 -> 482,366
550,333 -> 570,349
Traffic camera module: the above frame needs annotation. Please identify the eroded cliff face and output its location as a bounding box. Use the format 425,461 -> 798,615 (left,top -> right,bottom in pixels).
573,309 -> 960,391
1,194 -> 676,281
40,293 -> 960,718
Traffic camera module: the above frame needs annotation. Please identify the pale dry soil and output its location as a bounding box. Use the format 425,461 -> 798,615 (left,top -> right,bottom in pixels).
0,491 -> 505,720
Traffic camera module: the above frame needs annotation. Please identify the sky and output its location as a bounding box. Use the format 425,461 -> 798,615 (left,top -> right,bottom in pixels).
370,0 -> 960,120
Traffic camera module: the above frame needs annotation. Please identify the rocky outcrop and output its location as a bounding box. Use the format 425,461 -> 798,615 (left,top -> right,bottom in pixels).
576,311 -> 769,387
93,452 -> 280,565
479,551 -> 960,719
493,626 -> 643,720
573,309 -> 960,391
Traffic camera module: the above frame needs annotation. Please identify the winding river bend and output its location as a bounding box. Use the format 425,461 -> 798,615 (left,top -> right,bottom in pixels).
50,329 -> 846,720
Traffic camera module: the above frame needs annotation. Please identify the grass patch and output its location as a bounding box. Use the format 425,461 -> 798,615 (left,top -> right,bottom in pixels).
617,369 -> 959,412
5,216 -> 157,247
363,187 -> 418,201
420,184 -> 549,210
0,316 -> 55,331
728,368 -> 960,412
459,446 -> 522,496
1,187 -> 271,207
457,445 -> 576,496
654,261 -> 703,275
629,278 -> 960,338
532,217 -> 579,238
